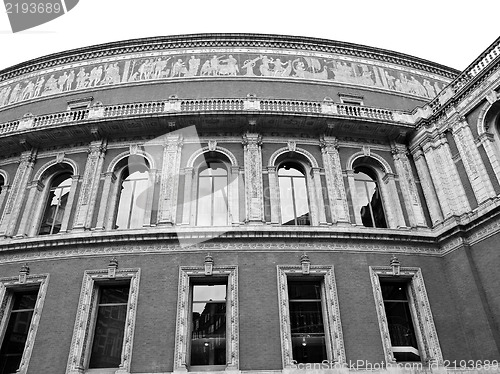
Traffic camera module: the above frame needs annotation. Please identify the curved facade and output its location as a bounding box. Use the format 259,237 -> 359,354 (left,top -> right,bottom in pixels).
0,34 -> 499,373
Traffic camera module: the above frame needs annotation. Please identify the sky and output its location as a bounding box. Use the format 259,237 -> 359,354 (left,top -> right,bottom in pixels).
0,0 -> 498,72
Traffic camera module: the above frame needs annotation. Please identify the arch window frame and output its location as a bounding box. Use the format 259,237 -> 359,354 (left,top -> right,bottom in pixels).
352,165 -> 387,228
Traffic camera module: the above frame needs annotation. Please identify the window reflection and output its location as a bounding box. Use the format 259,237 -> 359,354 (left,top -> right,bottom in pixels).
278,164 -> 310,225
0,290 -> 38,374
89,284 -> 130,369
353,167 -> 387,228
196,163 -> 228,226
115,168 -> 149,229
288,281 -> 326,363
191,284 -> 227,366
39,173 -> 72,235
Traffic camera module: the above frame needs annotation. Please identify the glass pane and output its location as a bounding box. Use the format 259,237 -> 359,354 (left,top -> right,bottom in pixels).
292,177 -> 310,225
193,285 -> 226,302
99,285 -> 130,304
291,334 -> 327,364
197,176 -> 212,226
39,174 -> 72,235
381,283 -> 408,301
116,170 -> 149,229
279,176 -> 295,225
191,302 -> 226,366
212,176 -> 228,226
89,304 -> 127,368
0,291 -> 38,374
288,282 -> 321,300
289,301 -> 325,334
384,301 -> 419,349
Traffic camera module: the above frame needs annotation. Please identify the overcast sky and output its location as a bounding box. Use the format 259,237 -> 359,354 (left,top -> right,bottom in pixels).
0,0 -> 498,72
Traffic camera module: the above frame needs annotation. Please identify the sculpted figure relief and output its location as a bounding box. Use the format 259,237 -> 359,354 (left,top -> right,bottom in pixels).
0,51 -> 448,109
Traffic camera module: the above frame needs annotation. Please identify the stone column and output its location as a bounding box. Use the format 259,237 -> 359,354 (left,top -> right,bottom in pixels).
345,170 -> 358,224
451,117 -> 496,204
17,180 -> 43,237
181,167 -> 194,225
381,173 -> 406,228
0,149 -> 37,237
320,136 -> 349,223
0,184 -> 10,217
411,148 -> 443,225
144,169 -> 158,227
95,172 -> 117,230
158,135 -> 183,225
478,132 -> 500,185
267,166 -> 281,224
229,166 -> 240,225
242,133 -> 264,223
73,140 -> 107,230
311,167 -> 327,225
391,144 -> 426,227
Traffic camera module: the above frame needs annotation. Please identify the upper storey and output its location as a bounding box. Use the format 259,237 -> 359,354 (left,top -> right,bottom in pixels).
0,33 -> 458,117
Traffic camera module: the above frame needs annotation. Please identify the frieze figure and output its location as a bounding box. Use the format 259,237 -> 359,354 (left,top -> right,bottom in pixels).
0,86 -> 11,106
186,56 -> 201,77
21,80 -> 35,100
58,72 -> 69,91
65,70 -> 75,91
88,66 -> 103,87
8,83 -> 22,103
76,67 -> 89,89
171,59 -> 187,77
241,57 -> 259,76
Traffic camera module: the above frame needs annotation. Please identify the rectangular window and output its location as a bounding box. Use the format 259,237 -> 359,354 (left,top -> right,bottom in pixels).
288,280 -> 327,363
190,283 -> 227,368
0,289 -> 39,374
381,281 -> 419,361
88,283 -> 130,369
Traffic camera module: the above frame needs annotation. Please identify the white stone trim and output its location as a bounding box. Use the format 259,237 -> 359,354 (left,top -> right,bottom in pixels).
0,169 -> 9,185
33,158 -> 79,181
106,150 -> 156,173
346,151 -> 393,174
186,146 -> 238,168
66,268 -> 141,374
173,265 -> 239,372
0,273 -> 50,374
276,265 -> 346,367
268,147 -> 319,169
369,266 -> 443,365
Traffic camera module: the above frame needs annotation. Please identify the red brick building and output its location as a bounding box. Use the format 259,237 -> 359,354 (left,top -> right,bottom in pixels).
0,34 -> 499,374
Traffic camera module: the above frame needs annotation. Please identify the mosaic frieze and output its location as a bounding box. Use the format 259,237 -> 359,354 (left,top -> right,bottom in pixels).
0,50 -> 452,109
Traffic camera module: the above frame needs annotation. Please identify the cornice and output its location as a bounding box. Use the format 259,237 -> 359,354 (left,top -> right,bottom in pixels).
0,33 -> 459,83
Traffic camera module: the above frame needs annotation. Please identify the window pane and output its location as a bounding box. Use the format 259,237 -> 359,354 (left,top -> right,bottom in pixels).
288,281 -> 326,363
197,176 -> 212,226
293,177 -> 310,225
278,165 -> 310,226
115,170 -> 149,229
279,175 -> 295,225
39,174 -> 72,235
197,164 -> 228,226
212,176 -> 228,226
0,290 -> 38,374
191,283 -> 226,366
89,285 -> 130,369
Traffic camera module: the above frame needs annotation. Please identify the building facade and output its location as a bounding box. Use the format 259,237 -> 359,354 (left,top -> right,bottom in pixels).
0,34 -> 499,374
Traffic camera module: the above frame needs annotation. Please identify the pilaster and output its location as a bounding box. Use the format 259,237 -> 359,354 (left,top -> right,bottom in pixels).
381,173 -> 406,228
95,172 -> 116,230
412,148 -> 443,225
451,117 -> 496,203
73,140 -> 107,230
0,149 -> 37,237
311,167 -> 327,225
17,180 -> 44,237
158,134 -> 183,225
478,132 -> 500,186
320,136 -> 349,223
391,143 -> 426,227
242,132 -> 264,223
229,166 -> 240,225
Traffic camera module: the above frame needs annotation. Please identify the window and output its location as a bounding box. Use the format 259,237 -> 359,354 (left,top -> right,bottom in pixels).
278,163 -> 310,225
370,266 -> 443,365
66,268 -> 140,374
288,280 -> 327,363
88,284 -> 130,369
173,266 -> 239,372
353,166 -> 387,228
0,290 -> 38,374
0,273 -> 48,374
381,281 -> 419,361
196,162 -> 228,226
39,173 -> 72,235
115,163 -> 150,229
190,284 -> 227,367
277,265 -> 345,367
338,93 -> 364,106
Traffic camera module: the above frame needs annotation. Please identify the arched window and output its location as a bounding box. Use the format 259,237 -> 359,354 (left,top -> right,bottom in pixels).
0,175 -> 4,195
278,163 -> 310,225
196,162 -> 228,226
353,166 -> 387,228
39,173 -> 72,235
114,162 -> 150,230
